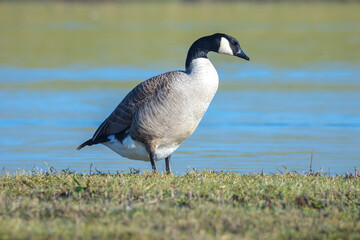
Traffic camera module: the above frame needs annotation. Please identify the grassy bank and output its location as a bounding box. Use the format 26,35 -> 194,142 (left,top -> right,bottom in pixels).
0,170 -> 359,239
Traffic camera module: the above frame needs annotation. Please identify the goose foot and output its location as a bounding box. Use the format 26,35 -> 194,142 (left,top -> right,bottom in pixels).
165,155 -> 171,174
149,153 -> 157,173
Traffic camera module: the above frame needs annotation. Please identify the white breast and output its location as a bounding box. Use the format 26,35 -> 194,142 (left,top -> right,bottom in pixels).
188,58 -> 218,79
186,58 -> 219,115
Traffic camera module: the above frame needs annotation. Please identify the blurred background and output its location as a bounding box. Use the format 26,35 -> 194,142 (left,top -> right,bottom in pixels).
0,1 -> 359,174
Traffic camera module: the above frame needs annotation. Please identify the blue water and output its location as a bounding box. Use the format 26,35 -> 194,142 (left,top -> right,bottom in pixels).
1,63 -> 359,83
0,63 -> 359,175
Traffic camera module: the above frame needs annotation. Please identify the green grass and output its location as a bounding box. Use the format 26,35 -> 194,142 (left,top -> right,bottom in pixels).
0,170 -> 359,239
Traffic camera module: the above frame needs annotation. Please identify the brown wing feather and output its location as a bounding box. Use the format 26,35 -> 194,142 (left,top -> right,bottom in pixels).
91,71 -> 182,142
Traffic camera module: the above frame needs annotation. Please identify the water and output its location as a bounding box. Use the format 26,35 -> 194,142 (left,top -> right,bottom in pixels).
0,2 -> 359,174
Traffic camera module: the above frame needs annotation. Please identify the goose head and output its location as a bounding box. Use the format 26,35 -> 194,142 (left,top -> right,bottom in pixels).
215,33 -> 250,61
185,33 -> 250,69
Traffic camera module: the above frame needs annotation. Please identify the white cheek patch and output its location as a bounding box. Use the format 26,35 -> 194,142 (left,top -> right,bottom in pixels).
218,37 -> 234,56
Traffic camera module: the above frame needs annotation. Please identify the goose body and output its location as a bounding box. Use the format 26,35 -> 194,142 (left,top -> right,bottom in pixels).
102,58 -> 219,161
78,33 -> 249,173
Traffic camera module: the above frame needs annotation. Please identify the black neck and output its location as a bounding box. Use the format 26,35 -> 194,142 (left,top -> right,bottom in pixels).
185,36 -> 218,70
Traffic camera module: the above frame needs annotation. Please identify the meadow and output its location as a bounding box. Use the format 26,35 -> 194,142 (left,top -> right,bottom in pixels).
1,170 -> 359,239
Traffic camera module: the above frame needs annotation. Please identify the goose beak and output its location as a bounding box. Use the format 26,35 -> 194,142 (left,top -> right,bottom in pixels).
235,50 -> 250,61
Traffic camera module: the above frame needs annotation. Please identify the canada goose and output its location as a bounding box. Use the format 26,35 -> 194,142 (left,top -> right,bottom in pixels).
77,33 -> 249,174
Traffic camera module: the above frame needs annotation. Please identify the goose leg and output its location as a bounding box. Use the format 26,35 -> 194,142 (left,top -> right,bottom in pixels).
165,155 -> 171,174
149,153 -> 157,173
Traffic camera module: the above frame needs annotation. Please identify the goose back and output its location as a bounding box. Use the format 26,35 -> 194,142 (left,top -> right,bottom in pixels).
91,71 -> 187,143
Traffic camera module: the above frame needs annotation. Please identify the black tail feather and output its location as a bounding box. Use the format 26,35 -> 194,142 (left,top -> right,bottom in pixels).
77,135 -> 110,150
77,139 -> 94,150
